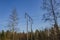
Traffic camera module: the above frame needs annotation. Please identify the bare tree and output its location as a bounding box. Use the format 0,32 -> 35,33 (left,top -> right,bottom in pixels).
8,8 -> 18,40
25,13 -> 33,40
42,0 -> 60,40
42,0 -> 60,27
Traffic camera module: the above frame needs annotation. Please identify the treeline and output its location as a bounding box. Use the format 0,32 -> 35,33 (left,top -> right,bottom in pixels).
0,26 -> 60,40
0,0 -> 60,40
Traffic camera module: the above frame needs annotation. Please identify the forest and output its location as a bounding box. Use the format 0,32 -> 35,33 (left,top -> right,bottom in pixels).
0,0 -> 60,40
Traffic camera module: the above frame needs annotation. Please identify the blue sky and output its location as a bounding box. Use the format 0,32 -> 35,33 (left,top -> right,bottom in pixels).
0,0 -> 56,32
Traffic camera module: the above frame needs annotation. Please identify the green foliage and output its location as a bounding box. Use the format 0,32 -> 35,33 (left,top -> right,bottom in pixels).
1,30 -> 6,40
0,26 -> 60,40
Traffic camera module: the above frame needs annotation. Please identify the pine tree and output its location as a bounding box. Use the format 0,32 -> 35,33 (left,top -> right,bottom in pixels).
1,30 -> 6,40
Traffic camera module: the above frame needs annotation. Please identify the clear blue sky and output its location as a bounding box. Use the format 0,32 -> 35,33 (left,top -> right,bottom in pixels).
0,0 -> 57,32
